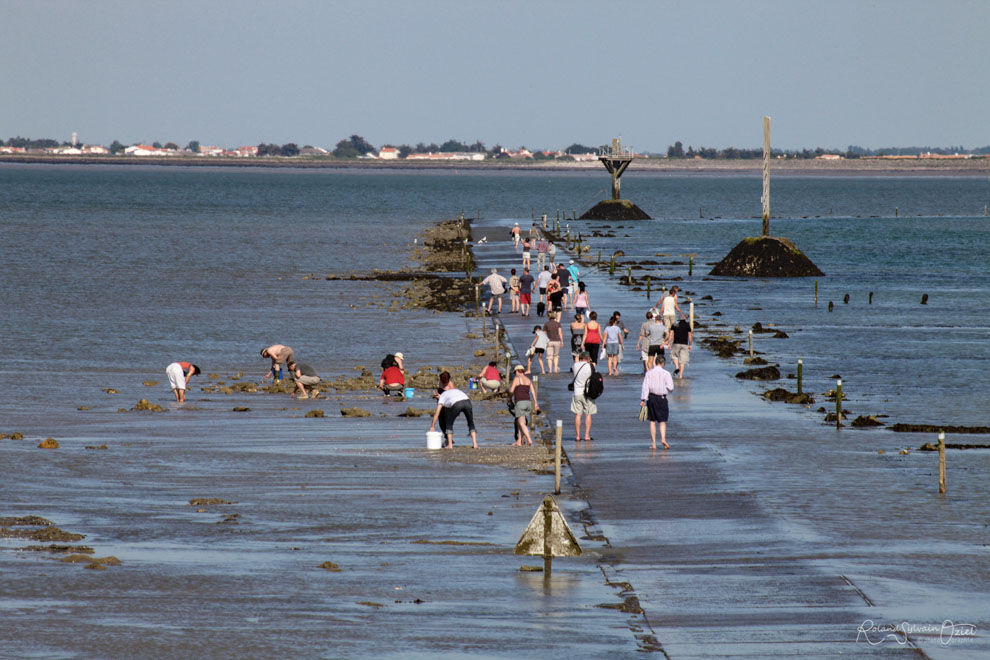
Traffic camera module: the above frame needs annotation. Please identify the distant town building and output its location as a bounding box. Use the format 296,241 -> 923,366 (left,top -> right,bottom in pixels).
231,146 -> 258,157
125,145 -> 171,156
405,152 -> 485,161
816,154 -> 843,160
378,147 -> 399,160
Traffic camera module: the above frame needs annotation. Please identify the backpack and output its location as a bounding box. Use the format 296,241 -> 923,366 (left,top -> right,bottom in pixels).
584,365 -> 604,400
381,354 -> 397,369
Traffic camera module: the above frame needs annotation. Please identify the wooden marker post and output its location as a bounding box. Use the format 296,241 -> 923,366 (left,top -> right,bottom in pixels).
815,280 -> 819,306
689,256 -> 693,276
482,306 -> 488,338
554,420 -> 563,494
530,376 -> 538,429
609,254 -> 616,276
646,276 -> 651,299
504,351 -> 511,381
748,330 -> 754,358
627,266 -> 632,284
475,285 -> 480,317
938,431 -> 946,494
835,379 -> 843,428
597,250 -> 601,267
762,115 -> 771,237
797,358 -> 803,394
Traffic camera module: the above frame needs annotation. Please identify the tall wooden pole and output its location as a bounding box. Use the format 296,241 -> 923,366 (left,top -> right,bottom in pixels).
762,116 -> 771,237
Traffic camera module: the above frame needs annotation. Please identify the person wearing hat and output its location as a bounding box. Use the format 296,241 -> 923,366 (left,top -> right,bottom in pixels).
510,222 -> 521,247
481,268 -> 508,314
508,364 -> 539,446
288,360 -> 321,399
379,355 -> 405,396
165,361 -> 200,403
261,344 -> 294,380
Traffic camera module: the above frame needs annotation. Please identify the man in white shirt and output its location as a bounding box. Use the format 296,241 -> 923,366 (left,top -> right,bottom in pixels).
570,351 -> 596,441
640,355 -> 675,449
481,268 -> 508,314
536,266 -> 553,304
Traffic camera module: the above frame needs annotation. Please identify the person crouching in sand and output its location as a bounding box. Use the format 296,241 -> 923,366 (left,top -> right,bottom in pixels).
166,361 -> 200,403
288,360 -> 321,399
429,371 -> 479,449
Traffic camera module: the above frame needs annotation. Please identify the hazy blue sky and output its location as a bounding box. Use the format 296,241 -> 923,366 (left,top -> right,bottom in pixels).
3,0 -> 988,152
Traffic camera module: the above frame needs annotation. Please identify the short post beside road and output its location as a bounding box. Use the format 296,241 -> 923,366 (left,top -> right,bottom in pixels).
646,275 -> 651,299
835,379 -> 843,428
530,376 -> 538,429
554,420 -> 562,494
689,301 -> 694,331
938,431 -> 946,495
504,351 -> 511,382
748,330 -> 754,358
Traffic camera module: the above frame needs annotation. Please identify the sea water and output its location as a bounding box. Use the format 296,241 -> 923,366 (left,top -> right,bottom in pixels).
2,164 -> 987,427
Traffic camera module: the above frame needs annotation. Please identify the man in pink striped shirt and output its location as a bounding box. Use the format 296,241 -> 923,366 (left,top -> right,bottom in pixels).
640,354 -> 675,449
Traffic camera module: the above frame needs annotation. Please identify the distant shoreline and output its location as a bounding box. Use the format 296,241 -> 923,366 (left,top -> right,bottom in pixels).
1,153 -> 987,176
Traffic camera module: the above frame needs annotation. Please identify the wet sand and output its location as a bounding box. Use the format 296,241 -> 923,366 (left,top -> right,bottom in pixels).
0,219 -> 651,658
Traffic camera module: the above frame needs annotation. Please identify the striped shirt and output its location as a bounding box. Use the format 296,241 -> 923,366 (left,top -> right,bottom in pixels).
641,366 -> 674,400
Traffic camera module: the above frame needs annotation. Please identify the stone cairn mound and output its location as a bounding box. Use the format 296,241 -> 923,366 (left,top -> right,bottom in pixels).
710,236 -> 823,277
579,199 -> 651,221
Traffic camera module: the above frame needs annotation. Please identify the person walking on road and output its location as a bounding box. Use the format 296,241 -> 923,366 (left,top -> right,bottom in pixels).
581,310 -> 603,365
511,222 -> 521,247
670,318 -> 693,379
544,311 -> 564,374
509,364 -> 539,446
635,311 -> 654,372
482,268 -> 508,314
508,268 -> 521,314
518,267 -> 535,317
570,351 -> 597,441
641,354 -> 675,449
603,317 -> 624,376
527,325 -> 549,374
654,285 -> 683,330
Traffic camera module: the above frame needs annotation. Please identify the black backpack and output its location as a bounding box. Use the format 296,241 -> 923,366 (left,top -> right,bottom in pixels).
584,364 -> 604,399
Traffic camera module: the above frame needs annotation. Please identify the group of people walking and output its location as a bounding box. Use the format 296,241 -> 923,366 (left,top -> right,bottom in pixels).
463,225 -> 697,450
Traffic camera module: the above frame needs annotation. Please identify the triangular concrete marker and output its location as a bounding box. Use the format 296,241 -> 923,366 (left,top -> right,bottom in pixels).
514,495 -> 582,557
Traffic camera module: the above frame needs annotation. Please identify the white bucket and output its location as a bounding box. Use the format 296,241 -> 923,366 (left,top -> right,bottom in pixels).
426,431 -> 444,450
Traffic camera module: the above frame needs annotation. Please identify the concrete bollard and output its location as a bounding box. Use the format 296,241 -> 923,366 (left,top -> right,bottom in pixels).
938,430 -> 946,494
689,301 -> 694,331
554,420 -> 563,494
835,379 -> 843,428
797,358 -> 803,394
530,376 -> 538,429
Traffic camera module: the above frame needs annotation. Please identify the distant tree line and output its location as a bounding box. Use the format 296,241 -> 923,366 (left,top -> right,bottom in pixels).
5,134 -> 988,159
666,140 -> 990,159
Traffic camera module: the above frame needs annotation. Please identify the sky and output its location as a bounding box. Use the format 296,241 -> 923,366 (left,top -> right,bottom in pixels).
3,0 -> 989,152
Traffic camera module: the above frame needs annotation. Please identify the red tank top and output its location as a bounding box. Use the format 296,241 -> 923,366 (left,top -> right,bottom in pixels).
585,322 -> 601,343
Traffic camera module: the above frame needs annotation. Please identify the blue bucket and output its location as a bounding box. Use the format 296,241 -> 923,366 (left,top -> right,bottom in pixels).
403,387 -> 414,399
